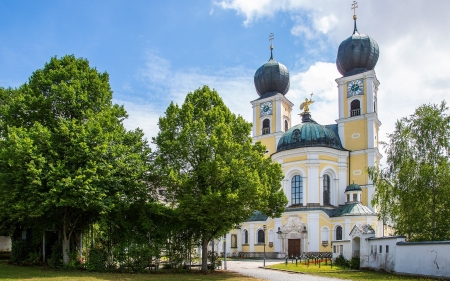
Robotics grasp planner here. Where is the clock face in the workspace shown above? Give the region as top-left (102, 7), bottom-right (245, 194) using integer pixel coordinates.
top-left (347, 79), bottom-right (364, 97)
top-left (260, 101), bottom-right (273, 116)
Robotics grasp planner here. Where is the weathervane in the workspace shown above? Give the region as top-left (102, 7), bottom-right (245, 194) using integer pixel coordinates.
top-left (351, 1), bottom-right (358, 20)
top-left (351, 1), bottom-right (359, 34)
top-left (300, 93), bottom-right (315, 114)
top-left (269, 33), bottom-right (274, 49)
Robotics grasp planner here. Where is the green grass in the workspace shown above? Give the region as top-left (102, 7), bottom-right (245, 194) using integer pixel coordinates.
top-left (0, 261), bottom-right (263, 281)
top-left (267, 262), bottom-right (443, 281)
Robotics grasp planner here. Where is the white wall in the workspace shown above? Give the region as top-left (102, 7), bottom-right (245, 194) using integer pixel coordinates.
top-left (0, 236), bottom-right (11, 251)
top-left (367, 236), bottom-right (405, 272)
top-left (395, 242), bottom-right (450, 278)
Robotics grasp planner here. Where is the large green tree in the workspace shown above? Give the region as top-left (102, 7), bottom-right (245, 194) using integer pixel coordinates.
top-left (153, 86), bottom-right (287, 272)
top-left (368, 101), bottom-right (450, 241)
top-left (0, 55), bottom-right (152, 264)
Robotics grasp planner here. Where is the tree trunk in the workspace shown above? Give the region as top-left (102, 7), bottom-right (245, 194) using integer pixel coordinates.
top-left (201, 238), bottom-right (208, 273)
top-left (62, 228), bottom-right (70, 265)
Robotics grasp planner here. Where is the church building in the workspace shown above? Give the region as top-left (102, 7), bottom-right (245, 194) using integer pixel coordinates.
top-left (225, 9), bottom-right (382, 258)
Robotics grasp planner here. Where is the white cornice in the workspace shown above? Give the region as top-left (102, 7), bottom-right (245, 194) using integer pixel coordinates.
top-left (336, 112), bottom-right (382, 127)
top-left (250, 93), bottom-right (294, 107)
top-left (272, 146), bottom-right (349, 162)
top-left (350, 148), bottom-right (383, 159)
top-left (335, 70), bottom-right (377, 84)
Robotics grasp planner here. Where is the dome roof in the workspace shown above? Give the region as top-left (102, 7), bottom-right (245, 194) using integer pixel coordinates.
top-left (276, 113), bottom-right (344, 152)
top-left (345, 183), bottom-right (362, 192)
top-left (254, 48), bottom-right (290, 97)
top-left (336, 21), bottom-right (379, 77)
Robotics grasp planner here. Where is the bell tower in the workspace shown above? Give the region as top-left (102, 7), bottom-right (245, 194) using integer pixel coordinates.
top-left (335, 2), bottom-right (382, 210)
top-left (250, 34), bottom-right (293, 155)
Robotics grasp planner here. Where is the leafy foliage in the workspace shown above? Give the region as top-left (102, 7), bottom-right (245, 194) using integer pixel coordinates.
top-left (153, 86), bottom-right (287, 272)
top-left (0, 55), bottom-right (152, 264)
top-left (368, 101), bottom-right (450, 241)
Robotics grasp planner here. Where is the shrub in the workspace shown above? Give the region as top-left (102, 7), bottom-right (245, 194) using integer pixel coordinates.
top-left (334, 254), bottom-right (349, 267)
top-left (48, 243), bottom-right (63, 268)
top-left (10, 240), bottom-right (30, 264)
top-left (349, 256), bottom-right (360, 269)
top-left (86, 248), bottom-right (107, 272)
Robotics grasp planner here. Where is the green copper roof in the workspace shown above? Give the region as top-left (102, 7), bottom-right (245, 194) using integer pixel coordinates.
top-left (276, 114), bottom-right (345, 152)
top-left (331, 203), bottom-right (376, 217)
top-left (345, 183), bottom-right (362, 192)
top-left (246, 211), bottom-right (268, 222)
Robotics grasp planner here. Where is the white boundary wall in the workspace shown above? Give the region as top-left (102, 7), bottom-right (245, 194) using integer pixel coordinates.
top-left (394, 241), bottom-right (450, 278)
top-left (0, 236), bottom-right (11, 251)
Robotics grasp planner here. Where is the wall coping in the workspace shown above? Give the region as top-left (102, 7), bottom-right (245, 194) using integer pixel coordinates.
top-left (397, 240), bottom-right (450, 246)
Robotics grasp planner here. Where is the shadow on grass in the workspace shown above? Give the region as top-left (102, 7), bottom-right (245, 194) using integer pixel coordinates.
top-left (0, 260), bottom-right (261, 281)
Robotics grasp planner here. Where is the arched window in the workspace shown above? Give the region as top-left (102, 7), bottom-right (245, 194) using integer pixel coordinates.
top-left (262, 119), bottom-right (270, 135)
top-left (291, 175), bottom-right (303, 205)
top-left (284, 120), bottom-right (288, 132)
top-left (350, 100), bottom-right (361, 117)
top-left (335, 226), bottom-right (343, 240)
top-left (323, 174), bottom-right (330, 205)
top-left (257, 229), bottom-right (265, 243)
top-left (321, 227), bottom-right (330, 243)
top-left (243, 229), bottom-right (248, 244)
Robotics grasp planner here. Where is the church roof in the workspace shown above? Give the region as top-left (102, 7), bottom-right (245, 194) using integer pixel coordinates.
top-left (336, 19), bottom-right (379, 77)
top-left (331, 203), bottom-right (376, 217)
top-left (276, 113), bottom-right (345, 152)
top-left (350, 224), bottom-right (375, 235)
top-left (254, 48), bottom-right (290, 97)
top-left (345, 183), bottom-right (362, 192)
top-left (246, 210), bottom-right (268, 222)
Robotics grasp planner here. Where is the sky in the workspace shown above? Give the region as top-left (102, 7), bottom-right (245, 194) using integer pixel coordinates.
top-left (1, 0), bottom-right (450, 155)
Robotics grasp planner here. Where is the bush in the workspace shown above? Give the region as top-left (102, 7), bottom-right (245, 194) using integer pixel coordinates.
top-left (334, 254), bottom-right (349, 267)
top-left (86, 248), bottom-right (107, 272)
top-left (10, 240), bottom-right (31, 264)
top-left (48, 243), bottom-right (63, 268)
top-left (349, 256), bottom-right (360, 269)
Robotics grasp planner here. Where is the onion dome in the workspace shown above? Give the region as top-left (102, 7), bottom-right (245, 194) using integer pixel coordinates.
top-left (276, 113), bottom-right (344, 152)
top-left (336, 15), bottom-right (379, 77)
top-left (254, 45), bottom-right (290, 98)
top-left (345, 183), bottom-right (362, 192)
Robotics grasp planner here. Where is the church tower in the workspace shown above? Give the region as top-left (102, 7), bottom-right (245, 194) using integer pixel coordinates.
top-left (250, 34), bottom-right (294, 155)
top-left (335, 5), bottom-right (382, 210)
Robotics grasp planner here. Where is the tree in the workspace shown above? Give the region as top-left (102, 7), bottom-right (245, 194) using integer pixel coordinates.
top-left (153, 86), bottom-right (287, 272)
top-left (368, 101), bottom-right (450, 241)
top-left (0, 55), bottom-right (152, 264)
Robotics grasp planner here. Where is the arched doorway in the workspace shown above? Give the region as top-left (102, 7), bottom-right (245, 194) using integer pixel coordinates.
top-left (352, 237), bottom-right (360, 258)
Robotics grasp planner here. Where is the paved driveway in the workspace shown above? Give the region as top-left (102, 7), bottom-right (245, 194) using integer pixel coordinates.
top-left (225, 259), bottom-right (341, 281)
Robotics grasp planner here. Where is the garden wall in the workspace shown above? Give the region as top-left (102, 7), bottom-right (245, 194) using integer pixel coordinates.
top-left (394, 241), bottom-right (450, 278)
top-left (0, 236), bottom-right (11, 251)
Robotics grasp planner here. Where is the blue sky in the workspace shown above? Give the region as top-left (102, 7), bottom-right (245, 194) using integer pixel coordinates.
top-left (2, 0), bottom-right (450, 152)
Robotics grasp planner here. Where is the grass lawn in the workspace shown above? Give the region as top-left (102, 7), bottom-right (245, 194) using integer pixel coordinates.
top-left (268, 262), bottom-right (443, 281)
top-left (0, 261), bottom-right (263, 281)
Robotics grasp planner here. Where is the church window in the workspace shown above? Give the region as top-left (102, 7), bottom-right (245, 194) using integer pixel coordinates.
top-left (243, 229), bottom-right (248, 244)
top-left (374, 96), bottom-right (377, 112)
top-left (335, 226), bottom-right (343, 240)
top-left (284, 120), bottom-right (288, 132)
top-left (257, 229), bottom-right (265, 244)
top-left (386, 245), bottom-right (389, 253)
top-left (350, 100), bottom-right (361, 117)
top-left (231, 234), bottom-right (237, 248)
top-left (323, 174), bottom-right (331, 205)
top-left (262, 119), bottom-right (270, 135)
top-left (321, 227), bottom-right (329, 243)
top-left (353, 193), bottom-right (358, 202)
top-left (347, 194), bottom-right (350, 202)
top-left (291, 175), bottom-right (303, 205)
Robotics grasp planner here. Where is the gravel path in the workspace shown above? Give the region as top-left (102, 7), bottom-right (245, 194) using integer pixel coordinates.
top-left (225, 259), bottom-right (342, 281)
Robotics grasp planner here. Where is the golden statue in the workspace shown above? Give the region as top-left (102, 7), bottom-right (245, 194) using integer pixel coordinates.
top-left (300, 93), bottom-right (314, 113)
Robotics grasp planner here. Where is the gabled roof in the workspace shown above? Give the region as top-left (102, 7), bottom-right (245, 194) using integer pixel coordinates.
top-left (350, 224), bottom-right (375, 236)
top-left (246, 211), bottom-right (268, 222)
top-left (331, 203), bottom-right (376, 217)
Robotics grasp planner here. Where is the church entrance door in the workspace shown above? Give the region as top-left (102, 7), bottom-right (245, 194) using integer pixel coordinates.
top-left (288, 239), bottom-right (301, 257)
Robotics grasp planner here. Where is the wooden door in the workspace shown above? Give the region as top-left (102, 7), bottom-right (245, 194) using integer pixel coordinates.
top-left (288, 239), bottom-right (301, 257)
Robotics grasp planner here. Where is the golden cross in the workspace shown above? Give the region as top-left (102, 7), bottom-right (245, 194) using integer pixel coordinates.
top-left (351, 1), bottom-right (358, 16)
top-left (269, 33), bottom-right (274, 46)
